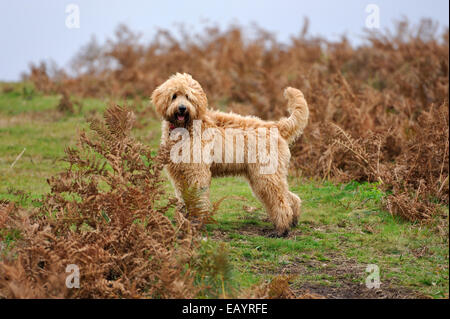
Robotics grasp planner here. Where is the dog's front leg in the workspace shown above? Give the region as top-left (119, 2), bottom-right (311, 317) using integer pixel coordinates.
top-left (168, 163), bottom-right (212, 218)
top-left (186, 164), bottom-right (212, 212)
top-left (166, 167), bottom-right (187, 213)
top-left (181, 164), bottom-right (212, 227)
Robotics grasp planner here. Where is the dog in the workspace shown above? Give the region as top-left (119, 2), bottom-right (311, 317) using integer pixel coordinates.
top-left (151, 73), bottom-right (309, 236)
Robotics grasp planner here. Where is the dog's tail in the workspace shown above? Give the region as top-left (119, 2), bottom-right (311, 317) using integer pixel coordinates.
top-left (276, 87), bottom-right (309, 143)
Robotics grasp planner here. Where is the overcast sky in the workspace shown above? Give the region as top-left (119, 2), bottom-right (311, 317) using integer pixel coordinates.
top-left (0, 0), bottom-right (448, 81)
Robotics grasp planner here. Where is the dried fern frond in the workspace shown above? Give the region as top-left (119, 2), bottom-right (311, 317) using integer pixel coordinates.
top-left (0, 104), bottom-right (202, 299)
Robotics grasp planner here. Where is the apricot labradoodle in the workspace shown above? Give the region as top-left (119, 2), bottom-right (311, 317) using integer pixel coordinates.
top-left (151, 73), bottom-right (309, 236)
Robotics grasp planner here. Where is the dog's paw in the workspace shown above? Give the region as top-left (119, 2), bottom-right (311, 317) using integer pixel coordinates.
top-left (290, 217), bottom-right (299, 228)
top-left (267, 229), bottom-right (289, 238)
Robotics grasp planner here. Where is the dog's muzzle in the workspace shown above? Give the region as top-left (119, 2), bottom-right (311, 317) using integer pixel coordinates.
top-left (170, 105), bottom-right (190, 128)
top-left (177, 105), bottom-right (187, 121)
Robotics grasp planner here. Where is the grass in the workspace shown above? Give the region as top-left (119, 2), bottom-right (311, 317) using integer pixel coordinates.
top-left (0, 82), bottom-right (448, 298)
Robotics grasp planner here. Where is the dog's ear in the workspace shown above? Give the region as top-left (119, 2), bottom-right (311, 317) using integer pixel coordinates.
top-left (151, 84), bottom-right (168, 117)
top-left (186, 75), bottom-right (208, 116)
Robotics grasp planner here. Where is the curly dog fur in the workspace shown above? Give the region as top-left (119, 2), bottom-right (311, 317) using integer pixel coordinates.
top-left (152, 73), bottom-right (309, 236)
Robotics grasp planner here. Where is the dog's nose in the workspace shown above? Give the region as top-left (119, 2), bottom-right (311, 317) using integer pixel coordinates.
top-left (178, 105), bottom-right (187, 113)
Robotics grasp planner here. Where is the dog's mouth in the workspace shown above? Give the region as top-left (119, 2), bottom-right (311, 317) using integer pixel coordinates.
top-left (170, 111), bottom-right (190, 128)
top-left (177, 113), bottom-right (187, 122)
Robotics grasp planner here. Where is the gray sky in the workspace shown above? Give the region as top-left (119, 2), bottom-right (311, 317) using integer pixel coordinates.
top-left (0, 0), bottom-right (448, 81)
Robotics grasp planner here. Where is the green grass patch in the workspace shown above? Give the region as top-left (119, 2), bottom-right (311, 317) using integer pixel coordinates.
top-left (0, 86), bottom-right (448, 298)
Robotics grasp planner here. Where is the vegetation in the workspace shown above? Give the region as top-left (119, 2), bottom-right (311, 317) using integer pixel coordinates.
top-left (0, 19), bottom-right (448, 298)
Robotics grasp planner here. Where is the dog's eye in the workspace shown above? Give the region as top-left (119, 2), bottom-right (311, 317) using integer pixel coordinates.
top-left (185, 94), bottom-right (189, 100)
top-left (172, 94), bottom-right (177, 100)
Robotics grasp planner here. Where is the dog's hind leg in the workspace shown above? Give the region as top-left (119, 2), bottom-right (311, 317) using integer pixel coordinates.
top-left (288, 191), bottom-right (302, 227)
top-left (247, 174), bottom-right (293, 237)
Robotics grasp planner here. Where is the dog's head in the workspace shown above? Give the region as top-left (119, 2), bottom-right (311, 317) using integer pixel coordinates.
top-left (151, 73), bottom-right (208, 128)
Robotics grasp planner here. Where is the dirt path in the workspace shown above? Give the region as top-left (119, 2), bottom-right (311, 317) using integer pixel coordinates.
top-left (210, 225), bottom-right (429, 299)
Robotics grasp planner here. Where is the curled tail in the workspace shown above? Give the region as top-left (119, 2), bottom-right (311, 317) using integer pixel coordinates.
top-left (276, 87), bottom-right (309, 143)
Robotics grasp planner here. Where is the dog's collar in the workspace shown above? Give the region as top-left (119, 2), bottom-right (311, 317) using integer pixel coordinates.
top-left (169, 122), bottom-right (189, 131)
